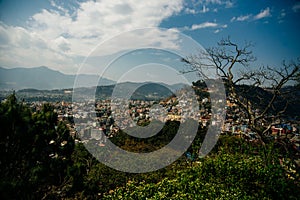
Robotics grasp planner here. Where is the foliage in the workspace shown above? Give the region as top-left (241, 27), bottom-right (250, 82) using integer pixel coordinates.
top-left (0, 93), bottom-right (299, 199)
top-left (110, 120), bottom-right (180, 152)
top-left (0, 93), bottom-right (75, 199)
top-left (103, 142), bottom-right (299, 199)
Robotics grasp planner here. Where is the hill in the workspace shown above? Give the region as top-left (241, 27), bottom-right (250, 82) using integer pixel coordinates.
top-left (0, 82), bottom-right (187, 102)
top-left (193, 80), bottom-right (300, 119)
top-left (0, 66), bottom-right (115, 90)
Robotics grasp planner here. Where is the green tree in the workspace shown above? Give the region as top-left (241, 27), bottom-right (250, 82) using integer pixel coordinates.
top-left (0, 93), bottom-right (75, 199)
top-left (103, 136), bottom-right (300, 200)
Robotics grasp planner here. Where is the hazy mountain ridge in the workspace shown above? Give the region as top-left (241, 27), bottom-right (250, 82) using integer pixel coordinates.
top-left (0, 66), bottom-right (188, 102)
top-left (95, 82), bottom-right (187, 100)
top-left (0, 66), bottom-right (115, 90)
top-left (3, 82), bottom-right (187, 102)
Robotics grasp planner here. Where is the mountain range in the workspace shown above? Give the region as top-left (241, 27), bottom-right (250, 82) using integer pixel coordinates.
top-left (0, 66), bottom-right (115, 90)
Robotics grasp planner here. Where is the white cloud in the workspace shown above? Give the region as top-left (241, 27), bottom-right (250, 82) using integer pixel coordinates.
top-left (0, 22), bottom-right (78, 72)
top-left (254, 7), bottom-right (271, 20)
top-left (231, 14), bottom-right (251, 22)
top-left (277, 9), bottom-right (286, 23)
top-left (236, 14), bottom-right (251, 21)
top-left (49, 0), bottom-right (69, 15)
top-left (184, 0), bottom-right (231, 15)
top-left (187, 22), bottom-right (227, 33)
top-left (201, 0), bottom-right (222, 4)
top-left (200, 0), bottom-right (233, 8)
top-left (185, 8), bottom-right (197, 14)
top-left (225, 1), bottom-right (233, 8)
top-left (184, 5), bottom-right (209, 14)
top-left (191, 22), bottom-right (218, 30)
top-left (280, 9), bottom-right (286, 18)
top-left (292, 2), bottom-right (300, 12)
top-left (231, 8), bottom-right (271, 23)
top-left (0, 0), bottom-right (185, 73)
top-left (200, 5), bottom-right (210, 13)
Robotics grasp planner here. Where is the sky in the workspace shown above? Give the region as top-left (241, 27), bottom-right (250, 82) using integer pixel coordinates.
top-left (0, 0), bottom-right (299, 84)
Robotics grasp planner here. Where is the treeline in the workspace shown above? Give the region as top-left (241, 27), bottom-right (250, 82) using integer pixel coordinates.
top-left (0, 94), bottom-right (299, 199)
top-left (0, 93), bottom-right (75, 199)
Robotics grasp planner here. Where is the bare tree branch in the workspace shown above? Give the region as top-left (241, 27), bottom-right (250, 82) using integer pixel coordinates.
top-left (182, 37), bottom-right (300, 148)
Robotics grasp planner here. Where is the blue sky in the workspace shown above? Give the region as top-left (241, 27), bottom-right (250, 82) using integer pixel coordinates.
top-left (0, 0), bottom-right (299, 84)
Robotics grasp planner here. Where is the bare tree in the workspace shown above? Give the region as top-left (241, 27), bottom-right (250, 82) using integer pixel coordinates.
top-left (182, 37), bottom-right (300, 145)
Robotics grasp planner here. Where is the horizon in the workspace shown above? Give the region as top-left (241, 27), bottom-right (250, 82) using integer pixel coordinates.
top-left (1, 65), bottom-right (298, 91)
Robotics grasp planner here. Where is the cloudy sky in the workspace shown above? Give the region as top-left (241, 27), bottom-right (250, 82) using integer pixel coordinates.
top-left (0, 0), bottom-right (299, 83)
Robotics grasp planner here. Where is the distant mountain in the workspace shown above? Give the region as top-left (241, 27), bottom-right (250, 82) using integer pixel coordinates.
top-left (95, 82), bottom-right (187, 100)
top-left (0, 81), bottom-right (188, 102)
top-left (0, 66), bottom-right (115, 90)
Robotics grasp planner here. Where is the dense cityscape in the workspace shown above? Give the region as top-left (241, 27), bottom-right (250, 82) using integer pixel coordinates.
top-left (6, 82), bottom-right (299, 162)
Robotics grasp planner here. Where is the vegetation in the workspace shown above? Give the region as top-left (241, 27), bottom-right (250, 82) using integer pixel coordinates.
top-left (0, 93), bottom-right (299, 199)
top-left (182, 37), bottom-right (300, 139)
top-left (104, 153), bottom-right (298, 199)
top-left (183, 37), bottom-right (300, 178)
top-left (0, 93), bottom-right (74, 199)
